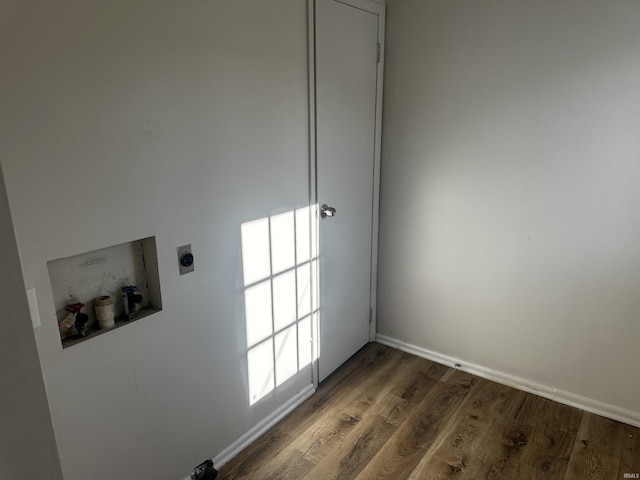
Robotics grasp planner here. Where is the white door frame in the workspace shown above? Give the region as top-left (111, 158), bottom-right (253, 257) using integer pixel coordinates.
top-left (307, 0), bottom-right (385, 389)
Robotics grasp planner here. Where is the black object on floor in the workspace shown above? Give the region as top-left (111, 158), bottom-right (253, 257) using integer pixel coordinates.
top-left (192, 459), bottom-right (218, 480)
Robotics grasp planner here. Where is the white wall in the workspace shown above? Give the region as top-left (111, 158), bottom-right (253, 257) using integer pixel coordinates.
top-left (0, 165), bottom-right (63, 480)
top-left (0, 1), bottom-right (311, 479)
top-left (379, 0), bottom-right (640, 420)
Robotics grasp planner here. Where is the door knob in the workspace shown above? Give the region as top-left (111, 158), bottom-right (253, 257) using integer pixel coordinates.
top-left (320, 204), bottom-right (337, 218)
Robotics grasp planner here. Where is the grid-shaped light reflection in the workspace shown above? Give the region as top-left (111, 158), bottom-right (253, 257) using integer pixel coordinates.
top-left (244, 281), bottom-right (272, 348)
top-left (271, 211), bottom-right (296, 274)
top-left (273, 270), bottom-right (296, 332)
top-left (241, 206), bottom-right (317, 405)
top-left (241, 218), bottom-right (271, 286)
top-left (247, 339), bottom-right (275, 404)
top-left (275, 324), bottom-right (298, 387)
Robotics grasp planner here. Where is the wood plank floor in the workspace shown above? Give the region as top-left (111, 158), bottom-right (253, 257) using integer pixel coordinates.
top-left (220, 343), bottom-right (640, 480)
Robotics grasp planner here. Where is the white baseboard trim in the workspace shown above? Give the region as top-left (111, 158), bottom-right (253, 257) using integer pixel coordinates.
top-left (376, 334), bottom-right (640, 429)
top-left (211, 384), bottom-right (316, 469)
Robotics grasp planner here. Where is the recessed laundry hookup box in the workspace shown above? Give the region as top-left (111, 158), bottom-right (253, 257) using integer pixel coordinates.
top-left (47, 236), bottom-right (162, 348)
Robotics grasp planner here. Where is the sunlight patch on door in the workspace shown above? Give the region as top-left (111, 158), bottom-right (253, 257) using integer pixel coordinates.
top-left (241, 206), bottom-right (318, 405)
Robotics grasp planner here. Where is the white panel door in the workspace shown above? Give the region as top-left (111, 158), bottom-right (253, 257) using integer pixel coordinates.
top-left (315, 0), bottom-right (382, 381)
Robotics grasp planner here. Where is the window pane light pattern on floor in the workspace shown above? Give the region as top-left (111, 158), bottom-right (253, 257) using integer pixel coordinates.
top-left (241, 206), bottom-right (317, 405)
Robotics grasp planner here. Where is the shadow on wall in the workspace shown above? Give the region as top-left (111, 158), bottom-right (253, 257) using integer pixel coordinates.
top-left (240, 206), bottom-right (318, 406)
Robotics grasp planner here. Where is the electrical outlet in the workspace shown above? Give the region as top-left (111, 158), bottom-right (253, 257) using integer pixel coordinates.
top-left (177, 244), bottom-right (195, 275)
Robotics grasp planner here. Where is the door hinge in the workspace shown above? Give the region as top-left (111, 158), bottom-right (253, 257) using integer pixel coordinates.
top-left (376, 43), bottom-right (382, 63)
top-left (369, 308), bottom-right (373, 324)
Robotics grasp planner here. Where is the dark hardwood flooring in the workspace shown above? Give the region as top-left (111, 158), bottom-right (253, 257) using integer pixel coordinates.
top-left (220, 343), bottom-right (640, 480)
